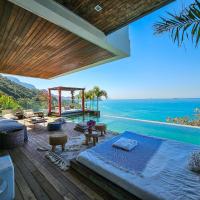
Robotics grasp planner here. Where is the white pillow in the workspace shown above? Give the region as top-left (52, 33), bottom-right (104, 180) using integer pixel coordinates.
top-left (188, 151), bottom-right (200, 172)
top-left (112, 137), bottom-right (138, 151)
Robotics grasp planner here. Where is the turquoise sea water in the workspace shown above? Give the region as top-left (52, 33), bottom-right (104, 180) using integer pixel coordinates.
top-left (67, 99), bottom-right (200, 145)
top-left (100, 99), bottom-right (200, 122)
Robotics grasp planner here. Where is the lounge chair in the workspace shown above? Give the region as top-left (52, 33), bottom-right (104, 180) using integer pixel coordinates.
top-left (1, 110), bottom-right (18, 120)
top-left (23, 109), bottom-right (35, 118)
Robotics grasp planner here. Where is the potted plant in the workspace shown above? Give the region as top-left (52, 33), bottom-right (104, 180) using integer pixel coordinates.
top-left (87, 120), bottom-right (96, 134)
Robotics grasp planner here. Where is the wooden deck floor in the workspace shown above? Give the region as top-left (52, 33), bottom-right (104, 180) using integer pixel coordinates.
top-left (8, 124), bottom-right (114, 200)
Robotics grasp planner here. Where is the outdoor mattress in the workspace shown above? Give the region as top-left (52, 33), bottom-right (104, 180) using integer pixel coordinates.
top-left (77, 131), bottom-right (200, 200)
top-left (0, 118), bottom-right (24, 133)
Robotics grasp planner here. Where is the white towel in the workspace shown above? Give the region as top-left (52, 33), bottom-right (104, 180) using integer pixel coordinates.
top-left (112, 137), bottom-right (138, 151)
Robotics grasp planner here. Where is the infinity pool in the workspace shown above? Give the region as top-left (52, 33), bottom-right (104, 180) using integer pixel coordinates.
top-left (66, 114), bottom-right (200, 145)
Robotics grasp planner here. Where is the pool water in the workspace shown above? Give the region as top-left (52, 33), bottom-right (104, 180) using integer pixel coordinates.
top-left (66, 114), bottom-right (200, 145)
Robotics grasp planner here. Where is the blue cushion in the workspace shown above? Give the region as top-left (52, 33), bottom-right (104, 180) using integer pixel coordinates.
top-left (0, 119), bottom-right (24, 133)
top-left (47, 122), bottom-right (62, 131)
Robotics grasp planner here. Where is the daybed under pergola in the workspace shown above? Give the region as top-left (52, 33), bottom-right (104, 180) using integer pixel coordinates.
top-left (48, 86), bottom-right (85, 117)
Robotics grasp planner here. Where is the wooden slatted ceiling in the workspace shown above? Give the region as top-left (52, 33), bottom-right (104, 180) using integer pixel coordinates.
top-left (54, 0), bottom-right (172, 34)
top-left (0, 0), bottom-right (114, 79)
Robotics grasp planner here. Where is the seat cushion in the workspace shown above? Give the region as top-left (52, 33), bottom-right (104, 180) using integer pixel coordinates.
top-left (0, 119), bottom-right (24, 133)
top-left (49, 134), bottom-right (67, 145)
top-left (47, 122), bottom-right (62, 131)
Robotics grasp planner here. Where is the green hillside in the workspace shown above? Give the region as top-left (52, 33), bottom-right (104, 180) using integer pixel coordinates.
top-left (0, 75), bottom-right (38, 99)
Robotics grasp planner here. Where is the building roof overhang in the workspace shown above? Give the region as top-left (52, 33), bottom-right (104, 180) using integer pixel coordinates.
top-left (0, 0), bottom-right (174, 79)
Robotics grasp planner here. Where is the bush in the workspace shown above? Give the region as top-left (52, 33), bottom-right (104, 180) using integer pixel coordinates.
top-left (0, 93), bottom-right (20, 111)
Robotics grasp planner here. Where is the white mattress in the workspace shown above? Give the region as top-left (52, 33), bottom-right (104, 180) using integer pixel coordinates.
top-left (77, 134), bottom-right (200, 200)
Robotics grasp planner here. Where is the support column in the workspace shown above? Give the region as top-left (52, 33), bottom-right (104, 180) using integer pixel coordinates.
top-left (82, 89), bottom-right (85, 113)
top-left (48, 89), bottom-right (52, 116)
top-left (58, 88), bottom-right (62, 117)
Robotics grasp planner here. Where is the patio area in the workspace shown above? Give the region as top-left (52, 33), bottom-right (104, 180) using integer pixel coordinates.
top-left (0, 0), bottom-right (178, 199)
top-left (6, 120), bottom-right (117, 200)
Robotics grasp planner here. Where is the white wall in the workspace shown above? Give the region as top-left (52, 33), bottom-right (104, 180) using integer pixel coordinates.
top-left (106, 26), bottom-right (130, 56)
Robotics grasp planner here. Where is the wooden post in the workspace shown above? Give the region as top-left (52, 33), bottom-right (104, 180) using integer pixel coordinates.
top-left (48, 89), bottom-right (52, 116)
top-left (82, 89), bottom-right (85, 113)
top-left (58, 88), bottom-right (62, 117)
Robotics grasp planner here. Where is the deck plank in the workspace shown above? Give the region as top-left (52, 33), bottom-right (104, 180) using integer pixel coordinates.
top-left (8, 122), bottom-right (118, 200)
top-left (10, 150), bottom-right (50, 200)
top-left (15, 147), bottom-right (65, 200)
top-left (32, 170), bottom-right (65, 200)
top-left (18, 132), bottom-right (93, 200)
top-left (14, 163), bottom-right (37, 200)
top-left (18, 147), bottom-right (73, 199)
top-left (25, 135), bottom-right (107, 200)
top-left (15, 181), bottom-right (24, 200)
top-left (22, 139), bottom-right (89, 200)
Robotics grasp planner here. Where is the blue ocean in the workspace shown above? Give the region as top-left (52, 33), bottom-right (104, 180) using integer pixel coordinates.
top-left (100, 99), bottom-right (200, 122)
top-left (68, 99), bottom-right (200, 145)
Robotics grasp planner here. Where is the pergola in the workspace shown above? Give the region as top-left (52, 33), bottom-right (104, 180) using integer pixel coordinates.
top-left (48, 86), bottom-right (85, 117)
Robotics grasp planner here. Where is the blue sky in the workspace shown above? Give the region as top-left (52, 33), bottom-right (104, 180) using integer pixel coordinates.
top-left (2, 0), bottom-right (200, 99)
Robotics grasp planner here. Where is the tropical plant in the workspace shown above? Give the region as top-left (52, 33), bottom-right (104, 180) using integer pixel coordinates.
top-left (92, 86), bottom-right (107, 111)
top-left (0, 93), bottom-right (20, 111)
top-left (154, 0), bottom-right (200, 47)
top-left (87, 90), bottom-right (95, 109)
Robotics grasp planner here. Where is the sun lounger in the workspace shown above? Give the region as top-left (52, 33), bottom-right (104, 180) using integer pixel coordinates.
top-left (76, 131), bottom-right (200, 200)
top-left (1, 110), bottom-right (18, 120)
top-left (23, 109), bottom-right (35, 118)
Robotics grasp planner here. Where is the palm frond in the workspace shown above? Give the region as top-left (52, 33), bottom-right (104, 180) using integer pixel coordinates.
top-left (154, 0), bottom-right (200, 47)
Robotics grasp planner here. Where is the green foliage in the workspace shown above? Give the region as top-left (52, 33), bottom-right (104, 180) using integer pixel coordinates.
top-left (17, 90), bottom-right (49, 111)
top-left (92, 86), bottom-right (108, 99)
top-left (154, 0), bottom-right (200, 47)
top-left (0, 93), bottom-right (20, 110)
top-left (0, 75), bottom-right (38, 99)
top-left (0, 74), bottom-right (108, 113)
top-left (0, 75), bottom-right (48, 112)
top-left (167, 107), bottom-right (200, 127)
top-left (90, 86), bottom-right (108, 111)
top-left (76, 87), bottom-right (108, 111)
top-left (17, 98), bottom-right (33, 109)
